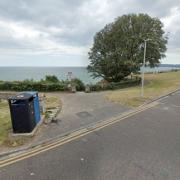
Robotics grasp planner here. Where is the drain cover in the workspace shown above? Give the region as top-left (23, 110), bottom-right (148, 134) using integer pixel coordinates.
top-left (76, 111), bottom-right (92, 118)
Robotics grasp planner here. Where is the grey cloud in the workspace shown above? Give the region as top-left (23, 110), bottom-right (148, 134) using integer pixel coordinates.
top-left (0, 0), bottom-right (84, 26)
top-left (0, 0), bottom-right (95, 46)
top-left (134, 0), bottom-right (180, 17)
top-left (0, 0), bottom-right (179, 54)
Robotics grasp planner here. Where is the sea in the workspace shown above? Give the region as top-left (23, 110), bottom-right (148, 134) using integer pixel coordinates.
top-left (0, 65), bottom-right (179, 84)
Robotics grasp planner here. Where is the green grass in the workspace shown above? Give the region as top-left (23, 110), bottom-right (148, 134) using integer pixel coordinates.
top-left (44, 94), bottom-right (62, 119)
top-left (0, 100), bottom-right (11, 145)
top-left (45, 95), bottom-right (61, 109)
top-left (0, 100), bottom-right (32, 147)
top-left (106, 71), bottom-right (180, 107)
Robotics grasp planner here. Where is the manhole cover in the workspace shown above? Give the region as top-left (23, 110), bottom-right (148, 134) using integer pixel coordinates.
top-left (76, 111), bottom-right (92, 118)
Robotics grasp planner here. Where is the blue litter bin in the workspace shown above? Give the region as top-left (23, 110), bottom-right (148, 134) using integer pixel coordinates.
top-left (8, 93), bottom-right (36, 133)
top-left (25, 91), bottom-right (41, 124)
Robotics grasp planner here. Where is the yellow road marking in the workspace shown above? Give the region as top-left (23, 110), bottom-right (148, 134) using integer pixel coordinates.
top-left (0, 101), bottom-right (158, 168)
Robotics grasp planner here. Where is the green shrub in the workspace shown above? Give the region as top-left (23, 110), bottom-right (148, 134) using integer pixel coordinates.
top-left (0, 81), bottom-right (69, 92)
top-left (89, 77), bottom-right (141, 91)
top-left (71, 78), bottom-right (85, 91)
top-left (88, 84), bottom-right (102, 91)
top-left (0, 76), bottom-right (140, 92)
top-left (44, 75), bottom-right (60, 83)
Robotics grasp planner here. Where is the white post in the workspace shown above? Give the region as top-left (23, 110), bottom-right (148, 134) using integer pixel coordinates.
top-left (141, 40), bottom-right (147, 97)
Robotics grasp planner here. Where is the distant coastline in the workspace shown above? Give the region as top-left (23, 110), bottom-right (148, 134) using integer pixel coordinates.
top-left (159, 64), bottom-right (180, 67)
top-left (0, 64), bottom-right (180, 68)
top-left (0, 64), bottom-right (179, 84)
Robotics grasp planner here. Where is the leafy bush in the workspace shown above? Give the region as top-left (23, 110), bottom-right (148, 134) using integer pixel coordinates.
top-left (89, 77), bottom-right (141, 91)
top-left (44, 75), bottom-right (60, 83)
top-left (71, 78), bottom-right (85, 91)
top-left (0, 81), bottom-right (68, 92)
top-left (0, 76), bottom-right (140, 92)
top-left (88, 84), bottom-right (102, 91)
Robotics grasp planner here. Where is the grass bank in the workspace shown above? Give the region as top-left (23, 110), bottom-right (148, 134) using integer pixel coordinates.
top-left (0, 94), bottom-right (61, 147)
top-left (0, 100), bottom-right (11, 145)
top-left (106, 71), bottom-right (180, 107)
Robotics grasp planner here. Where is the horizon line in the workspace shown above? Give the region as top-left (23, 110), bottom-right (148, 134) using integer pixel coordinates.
top-left (0, 63), bottom-right (180, 67)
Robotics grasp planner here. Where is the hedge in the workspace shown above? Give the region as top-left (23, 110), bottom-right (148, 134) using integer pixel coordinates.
top-left (0, 81), bottom-right (68, 92)
top-left (0, 77), bottom-right (141, 92)
top-left (89, 77), bottom-right (141, 91)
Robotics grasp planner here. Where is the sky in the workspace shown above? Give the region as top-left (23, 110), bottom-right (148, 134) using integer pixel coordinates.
top-left (0, 0), bottom-right (180, 67)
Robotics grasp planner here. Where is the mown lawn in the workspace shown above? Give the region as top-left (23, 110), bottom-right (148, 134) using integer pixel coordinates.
top-left (106, 71), bottom-right (180, 107)
top-left (0, 100), bottom-right (11, 145)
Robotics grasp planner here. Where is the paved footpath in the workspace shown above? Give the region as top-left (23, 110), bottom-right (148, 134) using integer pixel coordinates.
top-left (32, 92), bottom-right (130, 144)
top-left (1, 91), bottom-right (180, 180)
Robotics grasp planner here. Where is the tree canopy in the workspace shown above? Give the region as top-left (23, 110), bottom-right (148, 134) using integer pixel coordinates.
top-left (87, 13), bottom-right (168, 82)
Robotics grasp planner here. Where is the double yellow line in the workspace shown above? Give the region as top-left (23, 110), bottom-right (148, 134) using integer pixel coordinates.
top-left (0, 101), bottom-right (158, 168)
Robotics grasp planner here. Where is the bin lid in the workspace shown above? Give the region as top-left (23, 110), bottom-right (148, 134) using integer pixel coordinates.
top-left (22, 91), bottom-right (38, 95)
top-left (9, 93), bottom-right (33, 100)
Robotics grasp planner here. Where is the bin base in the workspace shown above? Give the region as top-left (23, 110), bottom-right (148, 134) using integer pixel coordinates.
top-left (11, 115), bottom-right (45, 137)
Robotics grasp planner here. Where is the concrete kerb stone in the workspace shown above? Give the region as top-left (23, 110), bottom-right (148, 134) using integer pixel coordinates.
top-left (10, 115), bottom-right (45, 138)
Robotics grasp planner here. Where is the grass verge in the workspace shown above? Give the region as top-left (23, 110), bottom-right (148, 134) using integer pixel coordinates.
top-left (45, 94), bottom-right (61, 109)
top-left (106, 71), bottom-right (180, 107)
top-left (0, 100), bottom-right (11, 145)
top-left (44, 94), bottom-right (62, 119)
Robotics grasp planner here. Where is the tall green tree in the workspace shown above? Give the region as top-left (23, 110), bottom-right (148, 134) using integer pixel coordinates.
top-left (88, 14), bottom-right (168, 82)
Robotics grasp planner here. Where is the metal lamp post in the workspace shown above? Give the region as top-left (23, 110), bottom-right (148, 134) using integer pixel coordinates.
top-left (141, 39), bottom-right (151, 97)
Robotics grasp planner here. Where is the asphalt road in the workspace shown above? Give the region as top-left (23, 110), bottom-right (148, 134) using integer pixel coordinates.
top-left (1, 91), bottom-right (180, 180)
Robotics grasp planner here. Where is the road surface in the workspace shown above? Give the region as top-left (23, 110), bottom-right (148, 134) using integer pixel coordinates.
top-left (0, 91), bottom-right (180, 180)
